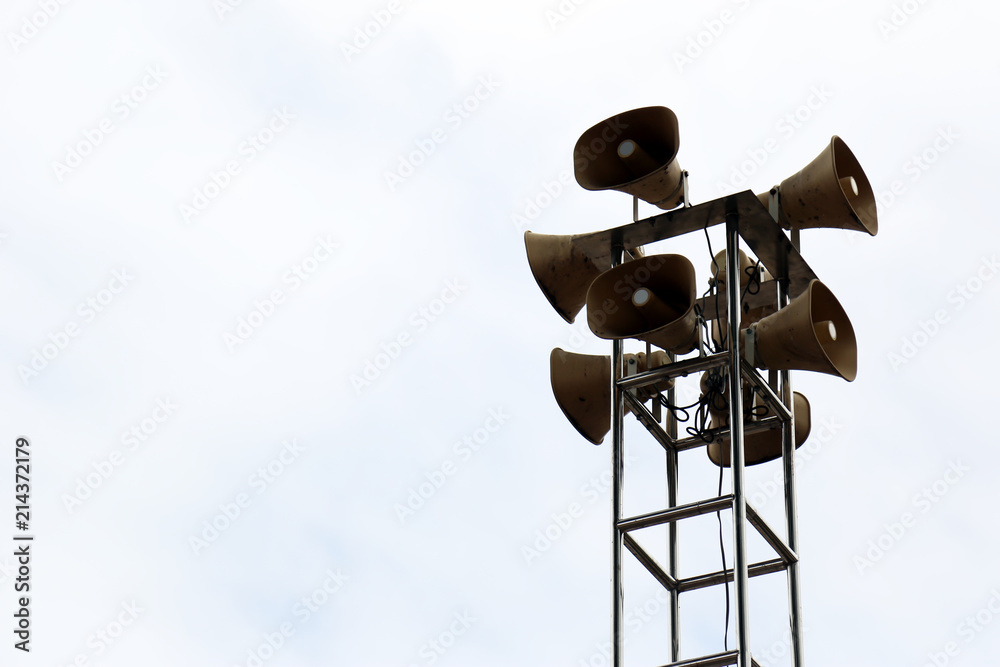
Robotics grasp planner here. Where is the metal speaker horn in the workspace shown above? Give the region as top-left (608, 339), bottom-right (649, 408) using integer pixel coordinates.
top-left (550, 348), bottom-right (672, 445)
top-left (747, 279), bottom-right (858, 381)
top-left (550, 348), bottom-right (611, 445)
top-left (708, 249), bottom-right (754, 288)
top-left (586, 254), bottom-right (698, 354)
top-left (758, 136), bottom-right (878, 235)
top-left (524, 232), bottom-right (609, 324)
top-left (573, 106), bottom-right (684, 210)
top-left (707, 392), bottom-right (811, 467)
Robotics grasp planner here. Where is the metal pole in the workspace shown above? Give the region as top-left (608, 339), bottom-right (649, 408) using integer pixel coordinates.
top-left (781, 240), bottom-right (804, 667)
top-left (666, 353), bottom-right (681, 663)
top-left (725, 213), bottom-right (752, 667)
top-left (611, 241), bottom-right (626, 667)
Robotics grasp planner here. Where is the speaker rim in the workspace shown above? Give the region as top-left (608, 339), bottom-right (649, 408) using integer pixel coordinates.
top-left (830, 135), bottom-right (878, 236)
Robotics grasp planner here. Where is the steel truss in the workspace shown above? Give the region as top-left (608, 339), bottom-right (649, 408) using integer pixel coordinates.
top-left (581, 190), bottom-right (811, 667)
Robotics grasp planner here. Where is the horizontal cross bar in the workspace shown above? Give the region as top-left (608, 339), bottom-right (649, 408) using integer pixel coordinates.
top-left (677, 558), bottom-right (787, 593)
top-left (619, 495), bottom-right (733, 532)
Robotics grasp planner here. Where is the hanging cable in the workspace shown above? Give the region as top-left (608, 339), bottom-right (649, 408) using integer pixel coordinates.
top-left (702, 224), bottom-right (726, 353)
top-left (685, 367), bottom-right (727, 443)
top-left (718, 464), bottom-right (730, 651)
top-left (656, 394), bottom-right (700, 425)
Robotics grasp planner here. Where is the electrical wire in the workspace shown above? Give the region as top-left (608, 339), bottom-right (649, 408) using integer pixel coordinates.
top-left (700, 221), bottom-right (767, 355)
top-left (718, 464), bottom-right (730, 651)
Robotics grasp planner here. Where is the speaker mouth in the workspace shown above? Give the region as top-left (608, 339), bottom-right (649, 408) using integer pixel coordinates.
top-left (585, 254), bottom-right (698, 354)
top-left (750, 280), bottom-right (858, 381)
top-left (807, 280), bottom-right (858, 381)
top-left (830, 136), bottom-right (878, 236)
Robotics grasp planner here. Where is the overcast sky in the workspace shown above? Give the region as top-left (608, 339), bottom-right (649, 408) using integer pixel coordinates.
top-left (2, 1), bottom-right (998, 666)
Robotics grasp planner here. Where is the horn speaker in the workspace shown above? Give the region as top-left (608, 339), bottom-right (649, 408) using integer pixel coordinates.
top-left (706, 392), bottom-right (811, 467)
top-left (709, 249), bottom-right (754, 288)
top-left (550, 348), bottom-right (672, 445)
top-left (758, 136), bottom-right (878, 235)
top-left (573, 106), bottom-right (684, 210)
top-left (586, 254), bottom-right (698, 354)
top-left (747, 279), bottom-right (857, 381)
top-left (524, 232), bottom-right (603, 324)
top-left (524, 232), bottom-right (644, 324)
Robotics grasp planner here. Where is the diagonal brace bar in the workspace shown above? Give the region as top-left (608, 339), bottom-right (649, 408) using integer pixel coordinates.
top-left (745, 504), bottom-right (798, 565)
top-left (623, 533), bottom-right (679, 592)
top-left (621, 390), bottom-right (676, 452)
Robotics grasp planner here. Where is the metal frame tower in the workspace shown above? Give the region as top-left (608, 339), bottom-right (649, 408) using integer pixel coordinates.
top-left (567, 189), bottom-right (814, 667)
